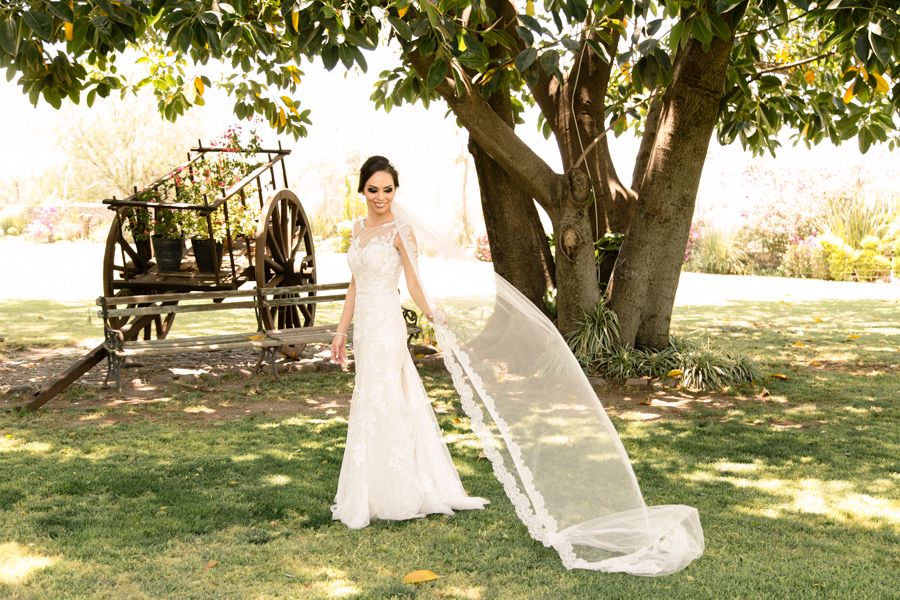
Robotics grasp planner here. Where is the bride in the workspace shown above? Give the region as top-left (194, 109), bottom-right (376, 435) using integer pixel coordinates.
top-left (330, 156), bottom-right (704, 577)
top-left (330, 155), bottom-right (489, 529)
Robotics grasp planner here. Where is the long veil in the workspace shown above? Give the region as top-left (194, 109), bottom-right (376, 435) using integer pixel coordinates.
top-left (391, 202), bottom-right (704, 577)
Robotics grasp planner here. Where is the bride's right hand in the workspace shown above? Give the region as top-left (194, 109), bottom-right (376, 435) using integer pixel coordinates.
top-left (331, 334), bottom-right (347, 365)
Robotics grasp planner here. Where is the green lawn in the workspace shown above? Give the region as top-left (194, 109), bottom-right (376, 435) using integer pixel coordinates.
top-left (0, 297), bottom-right (897, 598)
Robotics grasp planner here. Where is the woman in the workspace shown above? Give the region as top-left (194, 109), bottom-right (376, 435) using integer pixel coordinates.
top-left (330, 156), bottom-right (704, 577)
top-left (330, 155), bottom-right (488, 529)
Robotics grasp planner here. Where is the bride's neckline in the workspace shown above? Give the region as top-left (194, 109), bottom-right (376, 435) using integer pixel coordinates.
top-left (363, 217), bottom-right (395, 229)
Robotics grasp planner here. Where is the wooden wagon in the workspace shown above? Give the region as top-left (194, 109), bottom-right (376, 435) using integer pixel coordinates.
top-left (101, 139), bottom-right (317, 340)
top-left (22, 138), bottom-right (327, 408)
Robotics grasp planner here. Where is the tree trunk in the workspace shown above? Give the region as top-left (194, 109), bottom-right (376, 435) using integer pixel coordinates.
top-left (469, 138), bottom-right (555, 310)
top-left (609, 8), bottom-right (747, 349)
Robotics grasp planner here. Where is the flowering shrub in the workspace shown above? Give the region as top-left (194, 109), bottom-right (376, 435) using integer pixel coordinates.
top-left (474, 232), bottom-right (492, 262)
top-left (24, 205), bottom-right (60, 242)
top-left (779, 236), bottom-right (829, 279)
top-left (736, 205), bottom-right (820, 272)
top-left (122, 125), bottom-right (264, 243)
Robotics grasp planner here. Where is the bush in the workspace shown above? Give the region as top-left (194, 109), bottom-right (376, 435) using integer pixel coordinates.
top-left (818, 233), bottom-right (858, 281)
top-left (336, 220), bottom-right (354, 253)
top-left (684, 228), bottom-right (752, 275)
top-left (817, 194), bottom-right (895, 249)
top-left (564, 300), bottom-right (619, 368)
top-left (565, 300), bottom-right (758, 391)
top-left (819, 233), bottom-right (893, 281)
top-left (855, 236), bottom-right (892, 281)
top-left (0, 205), bottom-right (29, 237)
top-left (736, 203), bottom-right (820, 273)
top-left (779, 236), bottom-right (830, 279)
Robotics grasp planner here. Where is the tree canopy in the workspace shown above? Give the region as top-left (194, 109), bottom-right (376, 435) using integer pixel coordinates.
top-left (3, 2), bottom-right (897, 151)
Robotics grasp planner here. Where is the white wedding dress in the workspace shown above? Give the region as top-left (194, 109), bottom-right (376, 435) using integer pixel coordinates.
top-left (330, 218), bottom-right (489, 529)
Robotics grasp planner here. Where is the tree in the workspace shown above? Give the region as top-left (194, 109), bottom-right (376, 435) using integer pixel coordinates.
top-left (3, 1), bottom-right (898, 347)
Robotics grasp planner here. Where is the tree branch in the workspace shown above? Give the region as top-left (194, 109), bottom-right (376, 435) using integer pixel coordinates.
top-left (405, 49), bottom-right (561, 212)
top-left (736, 10), bottom-right (813, 39)
top-left (751, 50), bottom-right (837, 79)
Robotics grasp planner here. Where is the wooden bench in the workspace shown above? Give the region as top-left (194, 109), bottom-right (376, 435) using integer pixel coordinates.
top-left (97, 289), bottom-right (280, 390)
top-left (96, 282), bottom-right (421, 390)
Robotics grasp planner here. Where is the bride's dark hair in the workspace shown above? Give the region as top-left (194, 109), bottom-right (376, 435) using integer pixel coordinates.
top-left (358, 155), bottom-right (400, 193)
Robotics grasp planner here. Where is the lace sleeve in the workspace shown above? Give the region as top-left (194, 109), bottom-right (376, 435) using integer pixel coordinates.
top-left (395, 222), bottom-right (418, 263)
top-left (351, 218), bottom-right (364, 241)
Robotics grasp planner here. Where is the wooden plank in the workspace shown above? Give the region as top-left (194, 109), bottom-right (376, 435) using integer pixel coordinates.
top-left (125, 332), bottom-right (267, 348)
top-left (261, 294), bottom-right (347, 308)
top-left (259, 282), bottom-right (350, 295)
top-left (23, 344), bottom-right (107, 410)
top-left (266, 324), bottom-right (352, 336)
top-left (119, 340), bottom-right (276, 356)
top-left (105, 300), bottom-right (258, 318)
top-left (102, 289), bottom-right (256, 305)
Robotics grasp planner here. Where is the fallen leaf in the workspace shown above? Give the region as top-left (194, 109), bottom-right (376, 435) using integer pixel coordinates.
top-left (808, 360), bottom-right (822, 367)
top-left (667, 369), bottom-right (684, 377)
top-left (4, 434), bottom-right (12, 439)
top-left (758, 387), bottom-right (770, 398)
top-left (247, 333), bottom-right (266, 341)
top-left (403, 570), bottom-right (441, 584)
top-left (771, 373), bottom-right (789, 380)
top-left (847, 334), bottom-right (860, 340)
top-left (792, 341), bottom-right (806, 348)
top-left (205, 560), bottom-right (218, 569)
top-left (451, 417), bottom-right (462, 424)
top-left (813, 316), bottom-right (824, 323)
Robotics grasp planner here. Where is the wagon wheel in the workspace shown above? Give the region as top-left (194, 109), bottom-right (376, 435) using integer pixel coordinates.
top-left (103, 209), bottom-right (177, 340)
top-left (255, 189), bottom-right (317, 359)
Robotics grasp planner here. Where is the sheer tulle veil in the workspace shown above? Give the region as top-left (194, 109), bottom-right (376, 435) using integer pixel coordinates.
top-left (390, 201), bottom-right (704, 576)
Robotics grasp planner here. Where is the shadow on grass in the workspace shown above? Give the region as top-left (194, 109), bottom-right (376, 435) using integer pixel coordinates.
top-left (673, 299), bottom-right (900, 368)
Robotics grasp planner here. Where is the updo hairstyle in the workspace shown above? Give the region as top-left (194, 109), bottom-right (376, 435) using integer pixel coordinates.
top-left (357, 155), bottom-right (400, 193)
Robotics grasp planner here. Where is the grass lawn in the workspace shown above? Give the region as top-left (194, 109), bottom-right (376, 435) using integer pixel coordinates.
top-left (0, 295), bottom-right (897, 599)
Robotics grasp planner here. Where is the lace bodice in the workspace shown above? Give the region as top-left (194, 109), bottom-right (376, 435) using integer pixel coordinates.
top-left (346, 219), bottom-right (404, 295)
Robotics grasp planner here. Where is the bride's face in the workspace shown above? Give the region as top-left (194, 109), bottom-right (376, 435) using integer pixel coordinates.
top-left (363, 171), bottom-right (396, 218)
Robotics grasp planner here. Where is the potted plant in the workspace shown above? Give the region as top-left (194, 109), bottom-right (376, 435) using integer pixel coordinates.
top-left (151, 206), bottom-right (185, 272)
top-left (183, 206), bottom-right (228, 273)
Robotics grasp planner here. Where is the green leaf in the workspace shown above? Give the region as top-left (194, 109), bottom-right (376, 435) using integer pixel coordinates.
top-left (426, 58), bottom-right (447, 88)
top-left (387, 16), bottom-right (413, 42)
top-left (0, 17), bottom-right (20, 56)
top-left (47, 2), bottom-right (74, 22)
top-left (586, 39), bottom-right (610, 63)
top-left (23, 11), bottom-right (53, 41)
top-left (691, 17), bottom-right (713, 47)
top-left (515, 47), bottom-right (537, 73)
top-left (854, 32), bottom-right (870, 62)
top-left (867, 29), bottom-right (892, 64)
top-left (540, 50), bottom-right (560, 74)
top-left (322, 45), bottom-right (338, 70)
top-left (708, 13), bottom-right (731, 41)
